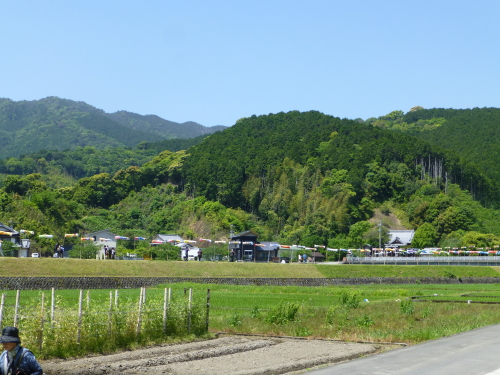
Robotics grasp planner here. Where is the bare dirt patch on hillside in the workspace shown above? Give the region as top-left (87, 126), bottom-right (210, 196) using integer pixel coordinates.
top-left (40, 335), bottom-right (392, 375)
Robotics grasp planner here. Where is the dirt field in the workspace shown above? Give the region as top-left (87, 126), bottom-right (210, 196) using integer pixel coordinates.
top-left (40, 335), bottom-right (392, 374)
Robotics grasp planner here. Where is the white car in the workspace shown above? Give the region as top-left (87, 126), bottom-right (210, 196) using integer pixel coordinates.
top-left (31, 253), bottom-right (39, 258)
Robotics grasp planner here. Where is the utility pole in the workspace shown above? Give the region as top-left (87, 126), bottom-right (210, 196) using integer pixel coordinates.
top-left (378, 220), bottom-right (382, 254)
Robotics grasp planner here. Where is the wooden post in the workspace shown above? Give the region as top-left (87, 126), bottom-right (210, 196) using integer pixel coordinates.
top-left (163, 288), bottom-right (168, 334)
top-left (51, 288), bottom-right (55, 325)
top-left (14, 290), bottom-right (20, 327)
top-left (77, 290), bottom-right (83, 345)
top-left (108, 291), bottom-right (113, 336)
top-left (39, 293), bottom-right (45, 352)
top-left (0, 294), bottom-right (5, 330)
top-left (115, 289), bottom-right (119, 308)
top-left (163, 288), bottom-right (172, 334)
top-left (205, 289), bottom-right (211, 332)
top-left (86, 290), bottom-right (90, 310)
top-left (188, 288), bottom-right (193, 333)
top-left (136, 287), bottom-right (143, 336)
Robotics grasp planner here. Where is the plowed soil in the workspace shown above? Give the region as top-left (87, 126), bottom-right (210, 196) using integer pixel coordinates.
top-left (40, 335), bottom-right (389, 375)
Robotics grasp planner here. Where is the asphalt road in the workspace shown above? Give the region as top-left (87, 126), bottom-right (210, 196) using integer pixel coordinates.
top-left (305, 323), bottom-right (500, 375)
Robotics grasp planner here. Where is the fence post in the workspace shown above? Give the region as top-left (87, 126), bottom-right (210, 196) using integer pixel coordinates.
top-left (86, 290), bottom-right (90, 310)
top-left (115, 289), bottom-right (119, 308)
top-left (163, 288), bottom-right (171, 334)
top-left (51, 288), bottom-right (55, 325)
top-left (14, 290), bottom-right (20, 327)
top-left (188, 288), bottom-right (192, 333)
top-left (205, 289), bottom-right (210, 332)
top-left (136, 287), bottom-right (143, 337)
top-left (0, 294), bottom-right (5, 330)
top-left (77, 290), bottom-right (83, 345)
top-left (39, 293), bottom-right (45, 353)
top-left (108, 291), bottom-right (113, 336)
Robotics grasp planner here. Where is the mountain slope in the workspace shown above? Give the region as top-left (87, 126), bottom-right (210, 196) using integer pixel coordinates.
top-left (0, 97), bottom-right (224, 158)
top-left (184, 110), bottom-right (495, 209)
top-left (403, 108), bottom-right (500, 182)
top-left (106, 111), bottom-right (226, 139)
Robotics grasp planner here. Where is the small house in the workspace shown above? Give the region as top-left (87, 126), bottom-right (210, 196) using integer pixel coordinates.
top-left (0, 223), bottom-right (30, 257)
top-left (87, 229), bottom-right (118, 259)
top-left (228, 230), bottom-right (259, 261)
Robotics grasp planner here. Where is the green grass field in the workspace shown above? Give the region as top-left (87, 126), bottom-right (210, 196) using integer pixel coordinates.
top-left (2, 259), bottom-right (500, 352)
top-left (1, 258), bottom-right (499, 278)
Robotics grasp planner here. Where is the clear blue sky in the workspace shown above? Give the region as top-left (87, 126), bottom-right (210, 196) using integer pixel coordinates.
top-left (1, 1), bottom-right (499, 126)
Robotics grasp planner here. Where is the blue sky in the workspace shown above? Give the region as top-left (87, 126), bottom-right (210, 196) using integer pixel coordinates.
top-left (1, 1), bottom-right (499, 126)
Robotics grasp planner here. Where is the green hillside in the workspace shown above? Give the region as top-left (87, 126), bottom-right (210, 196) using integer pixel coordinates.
top-left (2, 109), bottom-right (500, 257)
top-left (366, 107), bottom-right (500, 183)
top-left (107, 110), bottom-right (226, 139)
top-left (0, 97), bottom-right (223, 159)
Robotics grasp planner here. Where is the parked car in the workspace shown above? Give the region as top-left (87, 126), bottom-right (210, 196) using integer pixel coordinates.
top-left (31, 253), bottom-right (39, 258)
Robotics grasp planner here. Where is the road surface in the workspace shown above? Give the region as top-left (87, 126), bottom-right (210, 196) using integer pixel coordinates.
top-left (305, 323), bottom-right (500, 375)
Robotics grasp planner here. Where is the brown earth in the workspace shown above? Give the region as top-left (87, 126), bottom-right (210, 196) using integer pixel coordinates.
top-left (40, 335), bottom-right (394, 375)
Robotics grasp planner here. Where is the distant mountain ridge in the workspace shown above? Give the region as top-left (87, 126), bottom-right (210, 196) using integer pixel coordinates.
top-left (106, 111), bottom-right (226, 139)
top-left (0, 97), bottom-right (225, 158)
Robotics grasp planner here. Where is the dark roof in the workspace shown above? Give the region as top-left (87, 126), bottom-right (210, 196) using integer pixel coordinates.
top-left (0, 222), bottom-right (19, 236)
top-left (310, 251), bottom-right (325, 258)
top-left (231, 230), bottom-right (258, 240)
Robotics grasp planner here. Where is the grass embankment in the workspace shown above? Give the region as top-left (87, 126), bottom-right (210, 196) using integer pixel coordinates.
top-left (1, 258), bottom-right (499, 278)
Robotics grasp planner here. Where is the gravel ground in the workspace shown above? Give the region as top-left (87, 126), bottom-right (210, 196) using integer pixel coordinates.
top-left (40, 335), bottom-right (391, 375)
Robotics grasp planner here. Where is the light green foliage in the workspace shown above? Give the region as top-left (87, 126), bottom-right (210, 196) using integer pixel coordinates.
top-left (412, 223), bottom-right (437, 248)
top-left (69, 242), bottom-right (100, 259)
top-left (340, 291), bottom-right (360, 309)
top-left (400, 299), bottom-right (415, 315)
top-left (356, 314), bottom-right (374, 327)
top-left (6, 288), bottom-right (208, 359)
top-left (265, 301), bottom-right (300, 325)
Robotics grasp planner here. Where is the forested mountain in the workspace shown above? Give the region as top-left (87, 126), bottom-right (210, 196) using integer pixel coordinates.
top-left (366, 107), bottom-right (500, 184)
top-left (2, 109), bottom-right (500, 256)
top-left (0, 134), bottom-right (210, 188)
top-left (0, 97), bottom-right (223, 158)
top-left (106, 111), bottom-right (226, 139)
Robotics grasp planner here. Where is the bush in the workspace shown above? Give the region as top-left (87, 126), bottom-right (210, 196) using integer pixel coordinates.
top-left (340, 292), bottom-right (360, 309)
top-left (400, 299), bottom-right (415, 315)
top-left (69, 243), bottom-right (100, 259)
top-left (265, 301), bottom-right (300, 325)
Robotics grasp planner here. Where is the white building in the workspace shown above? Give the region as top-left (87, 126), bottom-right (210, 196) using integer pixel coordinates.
top-left (86, 229), bottom-right (118, 259)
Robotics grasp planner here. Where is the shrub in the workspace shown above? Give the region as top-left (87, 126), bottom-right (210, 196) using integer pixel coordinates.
top-left (400, 299), bottom-right (415, 315)
top-left (356, 314), bottom-right (374, 327)
top-left (340, 292), bottom-right (360, 309)
top-left (265, 301), bottom-right (300, 325)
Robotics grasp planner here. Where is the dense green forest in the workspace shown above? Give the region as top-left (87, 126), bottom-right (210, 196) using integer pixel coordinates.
top-left (2, 109), bottom-right (500, 256)
top-left (0, 135), bottom-right (209, 188)
top-left (0, 97), bottom-right (223, 158)
top-left (366, 107), bottom-right (500, 184)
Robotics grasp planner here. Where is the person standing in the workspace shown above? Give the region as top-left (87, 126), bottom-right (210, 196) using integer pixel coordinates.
top-left (197, 249), bottom-right (202, 261)
top-left (0, 326), bottom-right (43, 375)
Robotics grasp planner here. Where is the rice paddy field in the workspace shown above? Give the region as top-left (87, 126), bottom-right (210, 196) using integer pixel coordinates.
top-left (2, 258), bottom-right (500, 352)
top-left (3, 281), bottom-right (500, 348)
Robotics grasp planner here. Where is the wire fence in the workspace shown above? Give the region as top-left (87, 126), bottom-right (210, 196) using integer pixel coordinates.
top-left (0, 287), bottom-right (210, 358)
